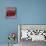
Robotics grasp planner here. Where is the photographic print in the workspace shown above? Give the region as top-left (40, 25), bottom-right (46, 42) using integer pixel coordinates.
top-left (18, 24), bottom-right (46, 46)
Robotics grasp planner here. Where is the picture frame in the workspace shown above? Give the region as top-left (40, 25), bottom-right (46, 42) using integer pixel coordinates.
top-left (6, 7), bottom-right (16, 19)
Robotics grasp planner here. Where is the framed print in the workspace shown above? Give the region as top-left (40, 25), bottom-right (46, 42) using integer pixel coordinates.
top-left (18, 24), bottom-right (46, 41)
top-left (6, 7), bottom-right (16, 19)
